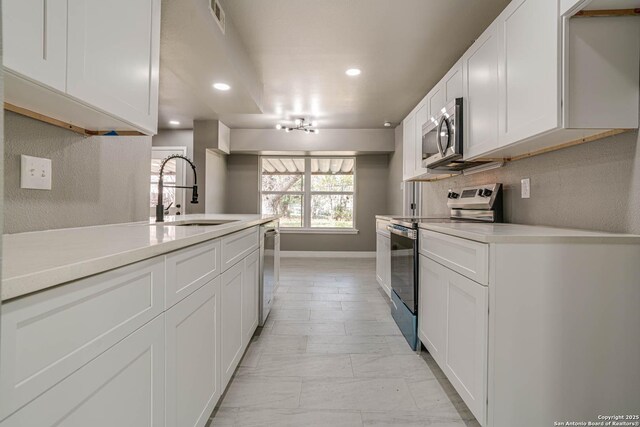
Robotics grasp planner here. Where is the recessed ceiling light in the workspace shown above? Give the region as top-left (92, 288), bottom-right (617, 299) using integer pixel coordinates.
top-left (384, 121), bottom-right (392, 127)
top-left (346, 68), bottom-right (361, 76)
top-left (213, 82), bottom-right (231, 91)
top-left (169, 120), bottom-right (180, 126)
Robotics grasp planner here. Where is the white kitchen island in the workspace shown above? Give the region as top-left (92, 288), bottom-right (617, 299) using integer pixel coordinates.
top-left (0, 214), bottom-right (279, 427)
top-left (416, 222), bottom-right (640, 427)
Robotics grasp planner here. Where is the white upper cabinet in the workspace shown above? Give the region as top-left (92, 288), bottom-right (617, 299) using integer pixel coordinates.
top-left (427, 84), bottom-right (445, 119)
top-left (463, 23), bottom-right (500, 159)
top-left (497, 0), bottom-right (560, 147)
top-left (3, 0), bottom-right (67, 92)
top-left (444, 61), bottom-right (463, 105)
top-left (402, 113), bottom-right (417, 181)
top-left (67, 0), bottom-right (161, 134)
top-left (2, 0), bottom-right (161, 135)
top-left (413, 103), bottom-right (429, 177)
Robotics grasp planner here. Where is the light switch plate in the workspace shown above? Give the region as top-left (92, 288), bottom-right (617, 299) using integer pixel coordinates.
top-left (21, 155), bottom-right (52, 190)
top-left (521, 178), bottom-right (530, 199)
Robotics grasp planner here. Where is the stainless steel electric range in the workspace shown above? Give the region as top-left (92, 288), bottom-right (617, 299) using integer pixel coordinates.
top-left (388, 183), bottom-right (503, 350)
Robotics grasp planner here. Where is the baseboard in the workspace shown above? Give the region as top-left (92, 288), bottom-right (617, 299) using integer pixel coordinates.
top-left (280, 251), bottom-right (375, 258)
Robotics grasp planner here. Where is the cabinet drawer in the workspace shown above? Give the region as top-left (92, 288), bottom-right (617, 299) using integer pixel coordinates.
top-left (165, 239), bottom-right (221, 308)
top-left (376, 219), bottom-right (390, 237)
top-left (221, 227), bottom-right (259, 272)
top-left (0, 315), bottom-right (165, 427)
top-left (419, 230), bottom-right (488, 285)
top-left (0, 257), bottom-right (164, 421)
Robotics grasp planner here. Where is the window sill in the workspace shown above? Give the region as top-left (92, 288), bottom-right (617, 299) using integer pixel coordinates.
top-left (279, 228), bottom-right (359, 235)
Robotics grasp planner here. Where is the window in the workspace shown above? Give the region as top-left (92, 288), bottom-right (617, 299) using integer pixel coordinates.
top-left (260, 157), bottom-right (356, 231)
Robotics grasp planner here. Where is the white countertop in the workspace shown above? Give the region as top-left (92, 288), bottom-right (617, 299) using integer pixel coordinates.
top-left (419, 222), bottom-right (640, 244)
top-left (2, 214), bottom-right (279, 301)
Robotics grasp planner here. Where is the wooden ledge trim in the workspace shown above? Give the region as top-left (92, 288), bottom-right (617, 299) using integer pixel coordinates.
top-left (4, 103), bottom-right (146, 137)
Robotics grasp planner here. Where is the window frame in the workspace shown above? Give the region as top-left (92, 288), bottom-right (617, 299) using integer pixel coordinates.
top-left (259, 156), bottom-right (358, 234)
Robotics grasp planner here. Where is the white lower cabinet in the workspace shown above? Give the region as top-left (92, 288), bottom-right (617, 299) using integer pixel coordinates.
top-left (376, 232), bottom-right (392, 298)
top-left (0, 226), bottom-right (267, 426)
top-left (242, 250), bottom-right (260, 347)
top-left (444, 268), bottom-right (488, 426)
top-left (221, 261), bottom-right (245, 388)
top-left (165, 277), bottom-right (222, 427)
top-left (418, 256), bottom-right (488, 426)
top-left (221, 249), bottom-right (260, 388)
top-left (1, 316), bottom-right (165, 427)
top-left (418, 256), bottom-right (447, 365)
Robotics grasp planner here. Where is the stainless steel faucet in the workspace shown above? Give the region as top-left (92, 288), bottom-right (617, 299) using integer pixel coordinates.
top-left (156, 155), bottom-right (198, 222)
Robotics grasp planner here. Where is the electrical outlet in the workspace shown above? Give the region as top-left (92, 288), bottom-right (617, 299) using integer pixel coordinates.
top-left (21, 155), bottom-right (52, 190)
top-left (521, 178), bottom-right (530, 199)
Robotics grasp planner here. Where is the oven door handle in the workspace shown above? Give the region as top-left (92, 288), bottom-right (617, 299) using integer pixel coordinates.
top-left (387, 225), bottom-right (417, 240)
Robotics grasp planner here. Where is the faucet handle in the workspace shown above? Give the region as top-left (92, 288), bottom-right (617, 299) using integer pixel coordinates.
top-left (191, 185), bottom-right (199, 204)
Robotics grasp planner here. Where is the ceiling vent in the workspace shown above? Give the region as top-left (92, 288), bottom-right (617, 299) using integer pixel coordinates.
top-left (209, 0), bottom-right (226, 34)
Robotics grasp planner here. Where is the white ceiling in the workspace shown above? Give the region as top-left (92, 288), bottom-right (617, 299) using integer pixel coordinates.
top-left (159, 0), bottom-right (510, 130)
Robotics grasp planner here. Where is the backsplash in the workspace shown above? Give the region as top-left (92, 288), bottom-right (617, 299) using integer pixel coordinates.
top-left (421, 130), bottom-right (640, 234)
top-left (4, 112), bottom-right (152, 234)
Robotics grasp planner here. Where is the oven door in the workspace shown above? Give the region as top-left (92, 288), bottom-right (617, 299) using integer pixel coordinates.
top-left (389, 225), bottom-right (418, 314)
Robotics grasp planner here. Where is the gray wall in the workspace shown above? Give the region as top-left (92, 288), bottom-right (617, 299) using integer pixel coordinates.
top-left (386, 124), bottom-right (404, 215)
top-left (225, 154), bottom-right (388, 251)
top-left (418, 130), bottom-right (640, 234)
top-left (4, 112), bottom-right (151, 234)
top-left (205, 150), bottom-right (227, 213)
top-left (226, 154), bottom-right (260, 214)
top-left (230, 129), bottom-right (395, 153)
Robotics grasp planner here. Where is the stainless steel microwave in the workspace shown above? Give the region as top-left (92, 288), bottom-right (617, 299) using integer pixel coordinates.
top-left (422, 98), bottom-right (463, 171)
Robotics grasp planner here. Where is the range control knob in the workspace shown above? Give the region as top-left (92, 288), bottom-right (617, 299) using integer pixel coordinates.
top-left (448, 190), bottom-right (459, 199)
top-left (482, 189), bottom-right (493, 197)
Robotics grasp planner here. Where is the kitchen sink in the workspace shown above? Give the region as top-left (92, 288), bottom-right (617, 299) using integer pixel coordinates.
top-left (157, 219), bottom-right (239, 226)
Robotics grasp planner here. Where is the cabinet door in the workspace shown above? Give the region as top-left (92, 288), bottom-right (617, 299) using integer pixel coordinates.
top-left (445, 270), bottom-right (488, 426)
top-left (0, 257), bottom-right (164, 421)
top-left (463, 22), bottom-right (500, 159)
top-left (382, 236), bottom-right (392, 298)
top-left (428, 84), bottom-right (445, 118)
top-left (497, 0), bottom-right (559, 146)
top-left (242, 250), bottom-right (260, 346)
top-left (2, 316), bottom-right (165, 427)
top-left (402, 114), bottom-right (417, 180)
top-left (418, 257), bottom-right (448, 366)
top-left (413, 103), bottom-right (429, 177)
top-left (221, 261), bottom-right (244, 388)
top-left (3, 0), bottom-right (67, 91)
top-left (444, 62), bottom-right (463, 104)
top-left (66, 0), bottom-right (160, 133)
top-left (165, 278), bottom-right (221, 427)
top-left (376, 234), bottom-right (385, 287)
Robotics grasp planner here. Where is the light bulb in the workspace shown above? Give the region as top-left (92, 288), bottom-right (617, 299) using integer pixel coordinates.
top-left (285, 128), bottom-right (290, 133)
top-left (295, 119), bottom-right (302, 126)
top-left (213, 82), bottom-right (231, 91)
top-left (275, 124), bottom-right (282, 130)
top-left (312, 121), bottom-right (318, 127)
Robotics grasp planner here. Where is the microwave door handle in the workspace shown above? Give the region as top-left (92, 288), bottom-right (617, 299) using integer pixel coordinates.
top-left (437, 116), bottom-right (448, 156)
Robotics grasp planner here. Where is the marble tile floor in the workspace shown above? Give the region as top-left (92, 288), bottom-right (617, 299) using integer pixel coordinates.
top-left (207, 257), bottom-right (480, 427)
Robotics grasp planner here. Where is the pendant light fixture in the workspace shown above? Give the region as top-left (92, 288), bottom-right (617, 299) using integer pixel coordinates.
top-left (275, 118), bottom-right (319, 134)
